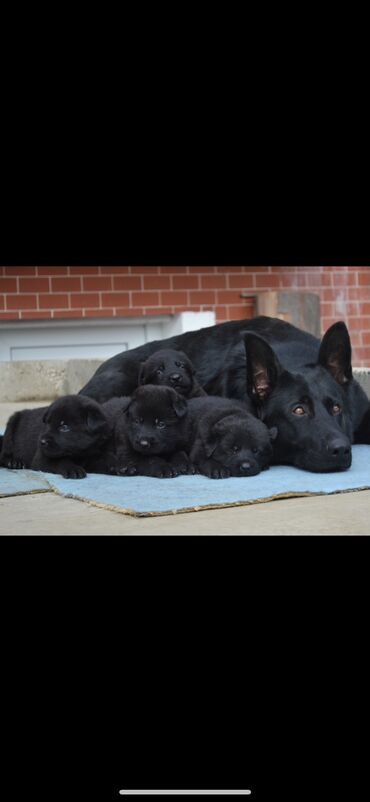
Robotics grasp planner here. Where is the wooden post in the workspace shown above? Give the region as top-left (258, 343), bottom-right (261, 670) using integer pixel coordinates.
top-left (253, 291), bottom-right (321, 337)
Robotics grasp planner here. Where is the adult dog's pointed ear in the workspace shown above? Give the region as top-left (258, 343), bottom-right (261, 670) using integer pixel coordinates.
top-left (244, 334), bottom-right (283, 402)
top-left (318, 321), bottom-right (352, 384)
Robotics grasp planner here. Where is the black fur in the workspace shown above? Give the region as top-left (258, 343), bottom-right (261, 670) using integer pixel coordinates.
top-left (78, 315), bottom-right (370, 467)
top-left (138, 349), bottom-right (206, 398)
top-left (114, 385), bottom-right (192, 478)
top-left (0, 395), bottom-right (129, 478)
top-left (187, 396), bottom-right (277, 479)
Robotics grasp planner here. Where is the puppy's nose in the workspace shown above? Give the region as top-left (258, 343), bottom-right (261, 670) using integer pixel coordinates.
top-left (169, 373), bottom-right (181, 383)
top-left (40, 437), bottom-right (50, 446)
top-left (240, 461), bottom-right (252, 472)
top-left (138, 438), bottom-right (151, 449)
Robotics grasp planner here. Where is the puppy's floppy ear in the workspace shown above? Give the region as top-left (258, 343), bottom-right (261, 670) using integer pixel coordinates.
top-left (170, 390), bottom-right (188, 418)
top-left (86, 406), bottom-right (108, 433)
top-left (244, 333), bottom-right (283, 402)
top-left (42, 410), bottom-right (50, 423)
top-left (318, 321), bottom-right (352, 385)
top-left (203, 415), bottom-right (233, 457)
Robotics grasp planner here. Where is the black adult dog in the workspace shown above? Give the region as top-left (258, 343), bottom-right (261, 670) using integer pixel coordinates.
top-left (187, 396), bottom-right (277, 478)
top-left (79, 315), bottom-right (370, 471)
top-left (138, 349), bottom-right (206, 398)
top-left (114, 384), bottom-right (193, 478)
top-left (0, 395), bottom-right (129, 478)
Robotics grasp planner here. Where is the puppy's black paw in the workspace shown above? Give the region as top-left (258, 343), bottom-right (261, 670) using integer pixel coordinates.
top-left (7, 459), bottom-right (25, 469)
top-left (62, 465), bottom-right (87, 479)
top-left (117, 463), bottom-right (137, 476)
top-left (152, 465), bottom-right (178, 478)
top-left (200, 460), bottom-right (231, 479)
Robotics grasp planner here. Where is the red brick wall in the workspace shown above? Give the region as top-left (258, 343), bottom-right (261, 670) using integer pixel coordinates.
top-left (1, 266), bottom-right (370, 365)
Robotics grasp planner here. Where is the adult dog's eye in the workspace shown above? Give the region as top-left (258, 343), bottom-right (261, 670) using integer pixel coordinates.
top-left (332, 403), bottom-right (342, 415)
top-left (292, 406), bottom-right (306, 416)
top-left (59, 422), bottom-right (70, 432)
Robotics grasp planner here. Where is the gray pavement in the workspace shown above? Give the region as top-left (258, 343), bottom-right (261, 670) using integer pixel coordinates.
top-left (1, 401), bottom-right (369, 536)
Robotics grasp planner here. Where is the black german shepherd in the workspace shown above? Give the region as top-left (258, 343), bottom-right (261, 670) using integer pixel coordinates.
top-left (79, 316), bottom-right (370, 471)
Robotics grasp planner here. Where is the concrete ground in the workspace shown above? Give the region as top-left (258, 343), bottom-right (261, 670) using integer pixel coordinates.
top-left (1, 402), bottom-right (369, 536)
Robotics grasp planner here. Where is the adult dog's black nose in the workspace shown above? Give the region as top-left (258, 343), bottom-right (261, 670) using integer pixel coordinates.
top-left (169, 373), bottom-right (181, 383)
top-left (329, 438), bottom-right (351, 458)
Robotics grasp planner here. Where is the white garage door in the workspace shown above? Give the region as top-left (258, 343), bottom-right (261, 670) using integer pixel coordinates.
top-left (0, 312), bottom-right (215, 362)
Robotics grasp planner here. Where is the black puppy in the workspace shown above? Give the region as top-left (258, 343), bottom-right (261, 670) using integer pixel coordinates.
top-left (115, 384), bottom-right (192, 478)
top-left (187, 396), bottom-right (277, 478)
top-left (138, 349), bottom-right (206, 398)
top-left (0, 395), bottom-right (129, 478)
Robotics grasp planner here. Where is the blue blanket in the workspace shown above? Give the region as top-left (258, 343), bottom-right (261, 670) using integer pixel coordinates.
top-left (1, 445), bottom-right (370, 517)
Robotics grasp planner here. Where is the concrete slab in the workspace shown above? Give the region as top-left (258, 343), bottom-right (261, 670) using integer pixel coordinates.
top-left (0, 487), bottom-right (369, 535)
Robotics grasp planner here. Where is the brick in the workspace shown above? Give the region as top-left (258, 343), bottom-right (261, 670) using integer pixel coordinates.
top-left (279, 272), bottom-right (307, 288)
top-left (189, 291), bottom-right (216, 305)
top-left (321, 317), bottom-right (342, 331)
top-left (82, 309), bottom-right (115, 318)
top-left (201, 275), bottom-right (227, 289)
top-left (115, 308), bottom-right (144, 317)
top-left (160, 266), bottom-right (188, 274)
top-left (143, 275), bottom-right (171, 290)
top-left (305, 272), bottom-right (332, 287)
top-left (172, 275), bottom-right (199, 290)
top-left (19, 311), bottom-right (52, 319)
top-left (216, 290), bottom-right (248, 304)
top-left (143, 307), bottom-right (173, 316)
top-left (82, 276), bottom-right (113, 292)
top-left (52, 310), bottom-right (84, 318)
top-left (6, 294), bottom-right (37, 309)
top-left (358, 271), bottom-right (370, 286)
top-left (359, 302), bottom-right (370, 315)
top-left (361, 332), bottom-right (370, 345)
top-left (0, 295), bottom-right (4, 308)
top-left (215, 305), bottom-right (227, 318)
top-left (130, 266), bottom-right (159, 274)
top-left (19, 277), bottom-right (50, 293)
top-left (331, 272), bottom-right (353, 287)
top-left (228, 274), bottom-right (255, 289)
top-left (188, 266), bottom-right (215, 273)
top-left (4, 266), bottom-right (36, 276)
top-left (217, 266), bottom-right (243, 273)
top-left (348, 316), bottom-right (370, 330)
top-left (69, 266), bottom-right (100, 275)
top-left (255, 274), bottom-right (280, 288)
top-left (132, 292), bottom-right (159, 306)
top-left (226, 305), bottom-right (254, 321)
top-left (0, 278), bottom-right (17, 292)
top-left (101, 292), bottom-right (130, 307)
top-left (348, 287), bottom-right (370, 301)
top-left (39, 293), bottom-right (69, 309)
top-left (351, 346), bottom-right (370, 361)
top-left (161, 291), bottom-right (188, 306)
top-left (113, 276), bottom-right (141, 291)
top-left (37, 266), bottom-right (69, 275)
top-left (51, 277), bottom-right (82, 293)
top-left (100, 266), bottom-right (130, 273)
top-left (0, 311), bottom-right (19, 319)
